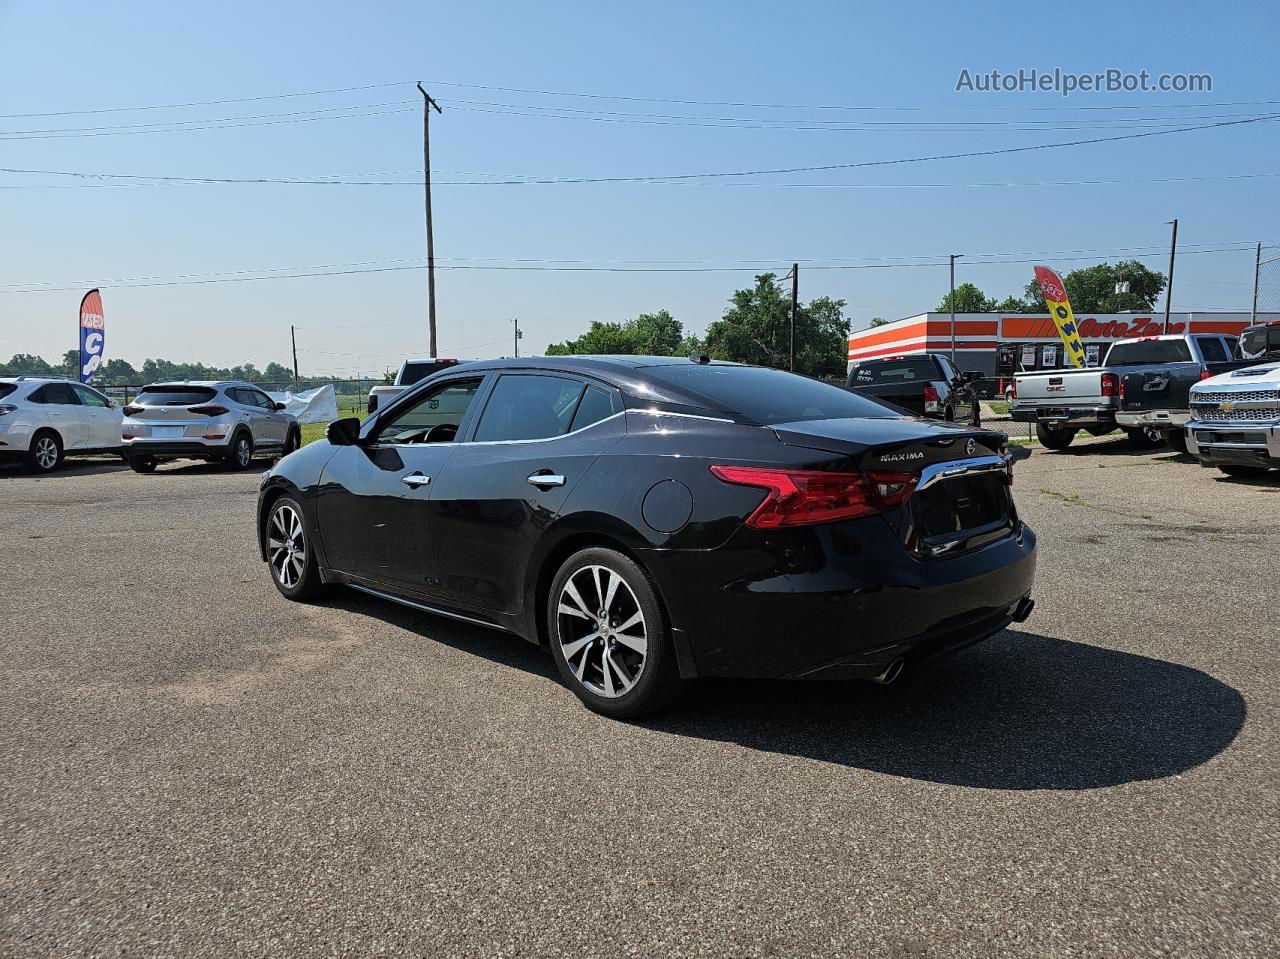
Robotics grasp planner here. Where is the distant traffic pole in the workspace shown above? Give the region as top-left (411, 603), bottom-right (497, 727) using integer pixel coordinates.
top-left (512, 317), bottom-right (522, 358)
top-left (417, 83), bottom-right (443, 357)
top-left (1252, 241), bottom-right (1262, 325)
top-left (290, 325), bottom-right (299, 384)
top-left (789, 263), bottom-right (798, 372)
top-left (949, 254), bottom-right (962, 364)
top-left (1164, 218), bottom-right (1178, 334)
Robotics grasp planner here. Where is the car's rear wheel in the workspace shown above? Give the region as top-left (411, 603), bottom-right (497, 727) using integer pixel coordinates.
top-left (1165, 429), bottom-right (1189, 454)
top-left (1218, 465), bottom-right (1272, 478)
top-left (27, 430), bottom-right (62, 473)
top-left (225, 432), bottom-right (253, 470)
top-left (1125, 426), bottom-right (1163, 449)
top-left (265, 496), bottom-right (327, 600)
top-left (128, 455), bottom-right (157, 473)
top-left (547, 547), bottom-right (683, 719)
top-left (1035, 423), bottom-right (1076, 450)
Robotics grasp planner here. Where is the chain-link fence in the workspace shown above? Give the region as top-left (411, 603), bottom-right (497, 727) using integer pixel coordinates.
top-left (1255, 244), bottom-right (1280, 319)
top-left (96, 377), bottom-right (381, 417)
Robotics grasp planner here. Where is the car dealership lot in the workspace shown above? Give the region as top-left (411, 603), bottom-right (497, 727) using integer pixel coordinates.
top-left (2, 441), bottom-right (1277, 958)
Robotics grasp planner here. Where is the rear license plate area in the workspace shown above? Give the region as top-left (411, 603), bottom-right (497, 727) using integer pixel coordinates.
top-left (915, 474), bottom-right (1010, 536)
top-left (1037, 408), bottom-right (1068, 419)
top-left (152, 426), bottom-right (185, 439)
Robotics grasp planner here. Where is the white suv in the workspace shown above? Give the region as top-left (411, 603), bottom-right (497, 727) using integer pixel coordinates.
top-left (0, 377), bottom-right (124, 473)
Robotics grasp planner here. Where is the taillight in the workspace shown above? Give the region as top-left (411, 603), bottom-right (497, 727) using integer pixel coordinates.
top-left (188, 404), bottom-right (228, 416)
top-left (1009, 380), bottom-right (1017, 400)
top-left (1199, 370), bottom-right (1215, 381)
top-left (1118, 378), bottom-right (1126, 399)
top-left (1101, 372), bottom-right (1119, 397)
top-left (123, 404), bottom-right (143, 416)
top-left (923, 384), bottom-right (940, 413)
top-left (709, 465), bottom-right (917, 528)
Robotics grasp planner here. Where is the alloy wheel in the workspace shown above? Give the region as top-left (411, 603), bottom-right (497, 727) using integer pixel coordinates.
top-left (268, 505), bottom-right (306, 589)
top-left (236, 437), bottom-right (252, 467)
top-left (556, 564), bottom-right (647, 698)
top-left (34, 436), bottom-right (58, 470)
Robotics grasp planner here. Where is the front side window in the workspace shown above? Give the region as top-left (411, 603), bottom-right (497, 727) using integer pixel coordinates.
top-left (372, 378), bottom-right (482, 445)
top-left (73, 385), bottom-right (109, 408)
top-left (474, 375), bottom-right (586, 442)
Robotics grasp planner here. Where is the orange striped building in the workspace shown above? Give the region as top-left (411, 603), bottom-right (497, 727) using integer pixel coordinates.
top-left (847, 311), bottom-right (1269, 377)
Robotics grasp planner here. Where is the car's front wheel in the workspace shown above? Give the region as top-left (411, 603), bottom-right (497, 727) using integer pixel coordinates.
top-left (265, 496), bottom-right (327, 600)
top-left (280, 428), bottom-right (300, 458)
top-left (547, 547), bottom-right (683, 719)
top-left (27, 430), bottom-right (62, 473)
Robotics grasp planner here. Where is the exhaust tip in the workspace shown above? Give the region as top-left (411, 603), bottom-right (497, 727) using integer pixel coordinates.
top-left (871, 657), bottom-right (905, 685)
top-left (1012, 597), bottom-right (1035, 623)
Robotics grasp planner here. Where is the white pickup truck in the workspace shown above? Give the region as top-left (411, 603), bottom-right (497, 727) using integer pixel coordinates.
top-left (366, 358), bottom-right (467, 414)
top-left (1010, 334), bottom-right (1233, 450)
top-left (1186, 321), bottom-right (1280, 477)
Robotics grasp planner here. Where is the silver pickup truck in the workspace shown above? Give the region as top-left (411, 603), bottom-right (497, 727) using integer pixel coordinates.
top-left (1011, 335), bottom-right (1224, 450)
top-left (366, 358), bottom-right (467, 414)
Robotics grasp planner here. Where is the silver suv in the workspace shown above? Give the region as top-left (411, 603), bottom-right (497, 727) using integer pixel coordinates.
top-left (121, 381), bottom-right (300, 473)
top-left (0, 376), bottom-right (123, 473)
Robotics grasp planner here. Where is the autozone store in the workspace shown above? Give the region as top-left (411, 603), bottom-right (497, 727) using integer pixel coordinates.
top-left (846, 311), bottom-right (1269, 379)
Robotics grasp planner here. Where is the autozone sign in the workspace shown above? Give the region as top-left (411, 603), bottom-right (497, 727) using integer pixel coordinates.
top-left (1077, 316), bottom-right (1184, 337)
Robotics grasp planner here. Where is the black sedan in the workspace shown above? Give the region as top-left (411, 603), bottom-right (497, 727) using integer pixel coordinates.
top-left (257, 356), bottom-right (1036, 718)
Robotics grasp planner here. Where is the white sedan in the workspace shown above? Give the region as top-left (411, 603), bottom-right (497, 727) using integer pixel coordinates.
top-left (0, 377), bottom-right (123, 472)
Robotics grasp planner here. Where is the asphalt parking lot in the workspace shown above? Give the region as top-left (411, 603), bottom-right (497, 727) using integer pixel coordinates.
top-left (2, 438), bottom-right (1278, 958)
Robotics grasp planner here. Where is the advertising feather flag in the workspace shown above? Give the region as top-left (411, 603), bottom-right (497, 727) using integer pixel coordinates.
top-left (79, 289), bottom-right (105, 383)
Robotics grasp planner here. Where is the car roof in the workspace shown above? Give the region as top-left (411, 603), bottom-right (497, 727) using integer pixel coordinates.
top-left (145, 380), bottom-right (258, 389)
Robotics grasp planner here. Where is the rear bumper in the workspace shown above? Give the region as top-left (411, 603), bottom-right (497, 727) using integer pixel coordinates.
top-left (1010, 404), bottom-right (1115, 427)
top-left (122, 440), bottom-right (231, 460)
top-left (1116, 409), bottom-right (1190, 429)
top-left (1185, 421), bottom-right (1280, 467)
top-left (640, 517), bottom-right (1037, 680)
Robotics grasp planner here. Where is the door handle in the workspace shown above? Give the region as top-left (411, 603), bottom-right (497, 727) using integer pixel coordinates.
top-left (401, 472), bottom-right (431, 488)
top-left (527, 473), bottom-right (566, 489)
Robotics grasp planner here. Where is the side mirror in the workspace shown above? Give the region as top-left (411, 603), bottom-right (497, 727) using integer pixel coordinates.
top-left (273, 401), bottom-right (288, 411)
top-left (326, 417), bottom-right (361, 446)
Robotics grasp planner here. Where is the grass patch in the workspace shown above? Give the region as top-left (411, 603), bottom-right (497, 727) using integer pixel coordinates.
top-left (989, 401), bottom-right (1012, 416)
top-left (300, 395), bottom-right (367, 446)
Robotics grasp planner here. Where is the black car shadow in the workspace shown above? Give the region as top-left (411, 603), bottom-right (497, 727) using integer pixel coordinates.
top-left (646, 631), bottom-right (1245, 791)
top-left (0, 458), bottom-right (130, 479)
top-left (321, 595), bottom-right (1245, 792)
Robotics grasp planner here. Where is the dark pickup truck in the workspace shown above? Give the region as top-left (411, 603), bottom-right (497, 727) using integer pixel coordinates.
top-left (846, 353), bottom-right (982, 425)
top-left (1114, 333), bottom-right (1248, 452)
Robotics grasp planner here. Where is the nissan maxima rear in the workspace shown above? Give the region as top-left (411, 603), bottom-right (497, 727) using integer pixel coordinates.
top-left (257, 357), bottom-right (1035, 717)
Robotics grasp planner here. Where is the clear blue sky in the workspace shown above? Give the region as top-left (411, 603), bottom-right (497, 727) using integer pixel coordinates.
top-left (2, 0), bottom-right (1277, 375)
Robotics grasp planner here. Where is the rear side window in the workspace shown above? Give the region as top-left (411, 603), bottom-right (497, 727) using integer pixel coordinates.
top-left (570, 385), bottom-right (622, 432)
top-left (1104, 340), bottom-right (1192, 365)
top-left (0, 384), bottom-right (15, 400)
top-left (137, 386), bottom-right (218, 406)
top-left (1196, 337), bottom-right (1228, 362)
top-left (646, 365), bottom-right (895, 425)
top-left (849, 358), bottom-right (937, 385)
top-left (29, 383), bottom-right (80, 405)
top-left (474, 375), bottom-right (585, 442)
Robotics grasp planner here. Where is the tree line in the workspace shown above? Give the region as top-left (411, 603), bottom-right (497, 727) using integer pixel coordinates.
top-left (0, 351), bottom-right (296, 386)
top-left (935, 260), bottom-right (1167, 315)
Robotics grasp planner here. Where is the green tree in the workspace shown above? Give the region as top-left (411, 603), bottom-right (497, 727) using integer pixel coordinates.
top-left (100, 358), bottom-right (138, 384)
top-left (938, 283), bottom-right (995, 313)
top-left (263, 362), bottom-right (293, 382)
top-left (1022, 260), bottom-right (1166, 313)
top-left (701, 274), bottom-right (850, 376)
top-left (869, 316), bottom-right (890, 328)
top-left (991, 295), bottom-right (1028, 313)
top-left (545, 309), bottom-right (685, 356)
top-left (0, 353), bottom-right (55, 375)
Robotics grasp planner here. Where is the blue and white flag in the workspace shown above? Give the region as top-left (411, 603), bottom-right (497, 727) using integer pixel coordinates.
top-left (79, 289), bottom-right (105, 383)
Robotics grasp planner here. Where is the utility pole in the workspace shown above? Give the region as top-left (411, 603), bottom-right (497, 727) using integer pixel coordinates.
top-left (789, 263), bottom-right (798, 372)
top-left (1252, 241), bottom-right (1262, 325)
top-left (949, 254), bottom-right (962, 364)
top-left (417, 83), bottom-right (443, 356)
top-left (290, 325), bottom-right (299, 384)
top-left (512, 317), bottom-right (522, 358)
top-left (1164, 218), bottom-right (1178, 334)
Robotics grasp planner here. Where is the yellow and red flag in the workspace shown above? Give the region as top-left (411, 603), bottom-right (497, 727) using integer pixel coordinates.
top-left (1033, 266), bottom-right (1086, 369)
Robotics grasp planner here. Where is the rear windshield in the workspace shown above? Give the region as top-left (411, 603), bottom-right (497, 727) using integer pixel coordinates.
top-left (1241, 325), bottom-right (1280, 359)
top-left (0, 384), bottom-right (15, 400)
top-left (400, 361), bottom-right (457, 386)
top-left (849, 357), bottom-right (937, 385)
top-left (136, 386), bottom-right (218, 406)
top-left (1104, 340), bottom-right (1192, 365)
top-left (644, 365), bottom-right (896, 425)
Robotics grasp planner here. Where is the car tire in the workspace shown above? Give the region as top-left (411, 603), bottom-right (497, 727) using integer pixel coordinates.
top-left (265, 495), bottom-right (328, 600)
top-left (224, 431), bottom-right (253, 470)
top-left (971, 404), bottom-right (981, 428)
top-left (128, 456), bottom-right (157, 473)
top-left (26, 430), bottom-right (63, 473)
top-left (1165, 430), bottom-right (1189, 455)
top-left (1035, 423), bottom-right (1076, 450)
top-left (280, 427), bottom-right (300, 458)
top-left (547, 547), bottom-right (684, 719)
top-left (1218, 465), bottom-right (1272, 478)
top-left (1125, 427), bottom-right (1163, 449)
